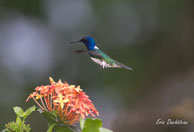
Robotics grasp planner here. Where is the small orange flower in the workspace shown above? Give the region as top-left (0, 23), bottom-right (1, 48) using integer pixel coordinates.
top-left (26, 77), bottom-right (99, 125)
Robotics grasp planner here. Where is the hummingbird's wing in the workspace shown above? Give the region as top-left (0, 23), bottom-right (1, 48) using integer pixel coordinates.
top-left (74, 50), bottom-right (88, 53)
top-left (88, 50), bottom-right (104, 59)
top-left (74, 50), bottom-right (103, 58)
top-left (88, 49), bottom-right (133, 70)
top-left (74, 49), bottom-right (104, 59)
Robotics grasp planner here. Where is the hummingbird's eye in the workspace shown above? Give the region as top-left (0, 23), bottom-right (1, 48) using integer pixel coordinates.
top-left (81, 37), bottom-right (87, 42)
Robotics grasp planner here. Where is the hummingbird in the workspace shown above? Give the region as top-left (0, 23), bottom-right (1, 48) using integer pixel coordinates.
top-left (70, 36), bottom-right (133, 70)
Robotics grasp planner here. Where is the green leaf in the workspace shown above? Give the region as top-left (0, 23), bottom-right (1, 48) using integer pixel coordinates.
top-left (55, 126), bottom-right (73, 132)
top-left (16, 116), bottom-right (22, 125)
top-left (82, 118), bottom-right (102, 132)
top-left (1, 129), bottom-right (11, 132)
top-left (99, 127), bottom-right (113, 132)
top-left (13, 107), bottom-right (24, 117)
top-left (68, 125), bottom-right (80, 132)
top-left (47, 123), bottom-right (57, 132)
top-left (80, 118), bottom-right (85, 130)
top-left (23, 106), bottom-right (36, 118)
top-left (39, 109), bottom-right (58, 126)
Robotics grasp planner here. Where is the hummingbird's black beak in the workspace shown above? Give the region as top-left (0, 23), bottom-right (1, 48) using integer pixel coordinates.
top-left (70, 40), bottom-right (81, 44)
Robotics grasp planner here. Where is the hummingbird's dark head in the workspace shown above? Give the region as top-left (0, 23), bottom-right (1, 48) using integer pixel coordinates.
top-left (80, 36), bottom-right (95, 44)
top-left (71, 36), bottom-right (96, 50)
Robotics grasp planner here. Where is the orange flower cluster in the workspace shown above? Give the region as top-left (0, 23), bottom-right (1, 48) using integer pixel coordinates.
top-left (26, 77), bottom-right (99, 125)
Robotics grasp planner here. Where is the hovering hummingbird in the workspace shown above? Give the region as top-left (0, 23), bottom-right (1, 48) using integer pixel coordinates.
top-left (70, 36), bottom-right (133, 70)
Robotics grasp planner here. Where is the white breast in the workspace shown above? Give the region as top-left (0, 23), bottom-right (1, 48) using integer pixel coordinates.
top-left (90, 57), bottom-right (103, 66)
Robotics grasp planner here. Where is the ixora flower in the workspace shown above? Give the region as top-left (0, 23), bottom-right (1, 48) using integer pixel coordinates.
top-left (26, 77), bottom-right (99, 125)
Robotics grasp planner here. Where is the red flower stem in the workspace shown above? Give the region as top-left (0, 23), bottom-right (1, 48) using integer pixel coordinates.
top-left (47, 94), bottom-right (50, 111)
top-left (32, 97), bottom-right (45, 110)
top-left (69, 114), bottom-right (79, 124)
top-left (50, 93), bottom-right (53, 110)
top-left (43, 96), bottom-right (49, 111)
top-left (67, 110), bottom-right (76, 121)
top-left (63, 104), bottom-right (68, 115)
top-left (40, 97), bottom-right (48, 111)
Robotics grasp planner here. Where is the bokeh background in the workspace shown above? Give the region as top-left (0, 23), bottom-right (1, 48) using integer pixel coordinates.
top-left (0, 0), bottom-right (194, 132)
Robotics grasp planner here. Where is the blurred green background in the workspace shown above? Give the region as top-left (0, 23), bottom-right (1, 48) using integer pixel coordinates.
top-left (0, 0), bottom-right (194, 132)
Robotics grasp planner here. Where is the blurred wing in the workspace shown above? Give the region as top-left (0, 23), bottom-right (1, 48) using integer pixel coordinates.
top-left (74, 50), bottom-right (103, 59)
top-left (74, 50), bottom-right (88, 53)
top-left (88, 50), bottom-right (104, 59)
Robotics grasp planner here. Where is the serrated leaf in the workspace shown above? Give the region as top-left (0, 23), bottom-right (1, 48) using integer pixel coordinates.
top-left (47, 123), bottom-right (57, 132)
top-left (82, 118), bottom-right (102, 132)
top-left (55, 126), bottom-right (73, 132)
top-left (23, 106), bottom-right (36, 118)
top-left (80, 118), bottom-right (85, 130)
top-left (13, 107), bottom-right (24, 117)
top-left (99, 127), bottom-right (113, 132)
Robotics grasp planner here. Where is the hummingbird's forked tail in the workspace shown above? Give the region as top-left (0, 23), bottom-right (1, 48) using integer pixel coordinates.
top-left (115, 61), bottom-right (133, 71)
top-left (121, 64), bottom-right (133, 70)
top-left (123, 65), bottom-right (133, 70)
